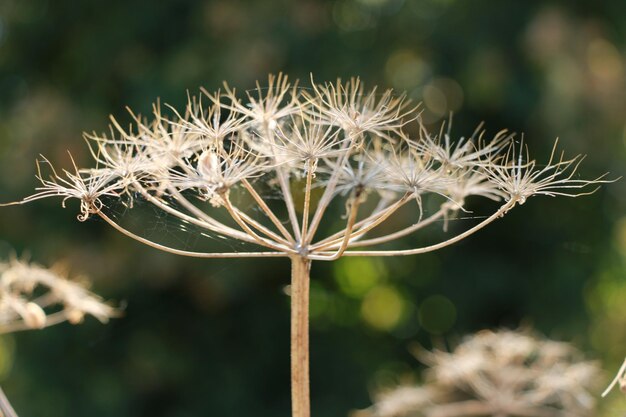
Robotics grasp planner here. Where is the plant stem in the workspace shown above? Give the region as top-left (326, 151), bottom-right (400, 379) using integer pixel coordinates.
top-left (0, 386), bottom-right (18, 417)
top-left (290, 256), bottom-right (311, 417)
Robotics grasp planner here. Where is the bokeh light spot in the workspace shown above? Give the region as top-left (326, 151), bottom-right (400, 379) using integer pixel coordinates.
top-left (423, 83), bottom-right (447, 116)
top-left (587, 39), bottom-right (624, 84)
top-left (361, 285), bottom-right (406, 331)
top-left (465, 49), bottom-right (508, 110)
top-left (434, 78), bottom-right (464, 112)
top-left (309, 282), bottom-right (330, 320)
top-left (334, 257), bottom-right (386, 298)
top-left (332, 1), bottom-right (375, 32)
top-left (385, 50), bottom-right (430, 89)
top-left (356, 0), bottom-right (392, 7)
top-left (0, 336), bottom-right (15, 378)
top-left (615, 216), bottom-right (626, 258)
top-left (418, 295), bottom-right (456, 334)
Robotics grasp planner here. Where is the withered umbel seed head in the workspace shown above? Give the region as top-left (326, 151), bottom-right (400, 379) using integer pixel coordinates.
top-left (3, 74), bottom-right (608, 260)
top-left (357, 329), bottom-right (601, 417)
top-left (0, 256), bottom-right (119, 334)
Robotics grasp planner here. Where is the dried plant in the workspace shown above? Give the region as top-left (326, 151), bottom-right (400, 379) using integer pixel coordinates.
top-left (601, 358), bottom-right (626, 397)
top-left (1, 74), bottom-right (608, 417)
top-left (0, 255), bottom-right (118, 417)
top-left (0, 256), bottom-right (117, 333)
top-left (356, 329), bottom-right (601, 417)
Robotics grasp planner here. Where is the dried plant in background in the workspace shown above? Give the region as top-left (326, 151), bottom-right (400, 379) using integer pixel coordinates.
top-left (356, 329), bottom-right (601, 417)
top-left (0, 256), bottom-right (117, 333)
top-left (1, 74), bottom-right (608, 417)
top-left (0, 255), bottom-right (118, 417)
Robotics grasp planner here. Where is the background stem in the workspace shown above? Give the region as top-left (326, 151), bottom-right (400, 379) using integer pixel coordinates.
top-left (290, 256), bottom-right (311, 417)
top-left (0, 386), bottom-right (18, 417)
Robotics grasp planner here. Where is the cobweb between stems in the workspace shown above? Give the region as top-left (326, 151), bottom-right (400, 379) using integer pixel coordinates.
top-left (97, 194), bottom-right (254, 254)
top-left (90, 180), bottom-right (495, 256)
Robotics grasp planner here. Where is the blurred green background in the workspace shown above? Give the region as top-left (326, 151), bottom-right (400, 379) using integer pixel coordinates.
top-left (0, 0), bottom-right (624, 416)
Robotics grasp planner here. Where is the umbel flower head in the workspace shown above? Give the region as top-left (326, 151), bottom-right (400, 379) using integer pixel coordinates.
top-left (3, 73), bottom-right (608, 260)
top-left (356, 329), bottom-right (601, 417)
top-left (0, 255), bottom-right (118, 333)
